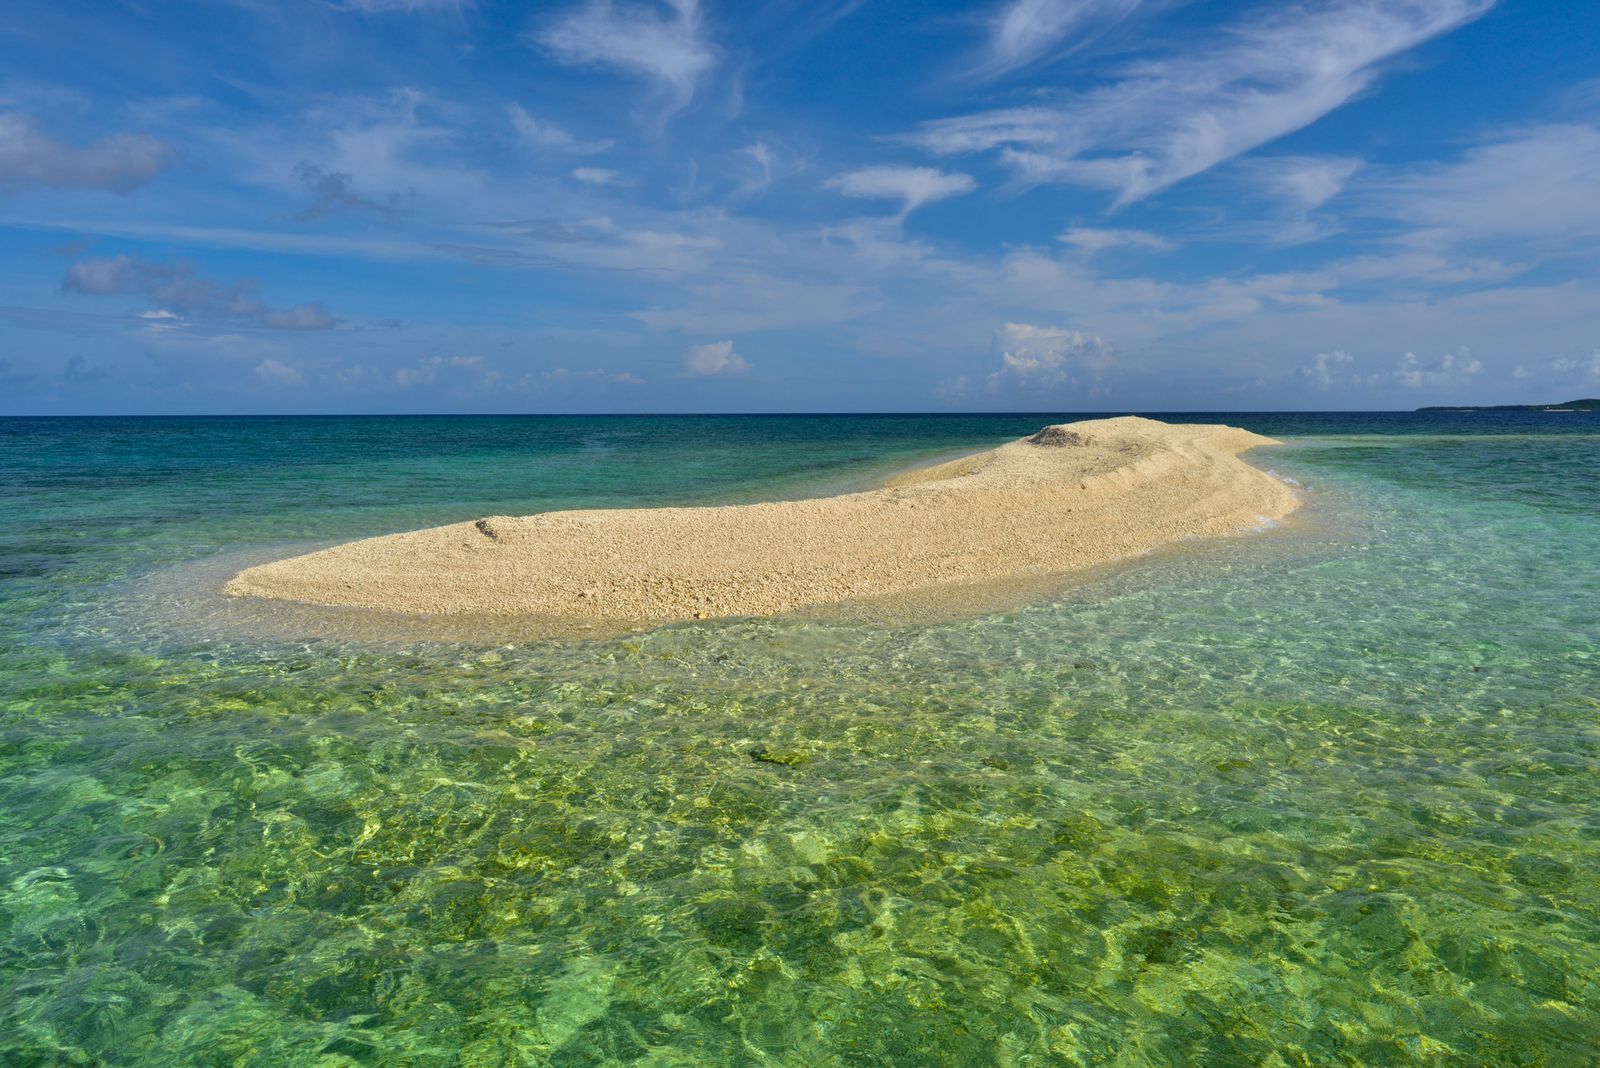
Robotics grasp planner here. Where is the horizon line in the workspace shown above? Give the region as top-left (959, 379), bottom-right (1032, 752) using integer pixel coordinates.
top-left (0, 407), bottom-right (1487, 419)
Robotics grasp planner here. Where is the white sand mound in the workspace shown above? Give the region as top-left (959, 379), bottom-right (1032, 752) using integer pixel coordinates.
top-left (225, 417), bottom-right (1298, 622)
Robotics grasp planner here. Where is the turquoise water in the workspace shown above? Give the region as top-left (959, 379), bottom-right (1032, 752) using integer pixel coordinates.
top-left (2, 413), bottom-right (1598, 1066)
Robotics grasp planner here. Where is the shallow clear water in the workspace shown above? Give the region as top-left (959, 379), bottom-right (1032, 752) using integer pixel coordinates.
top-left (2, 412), bottom-right (1598, 1066)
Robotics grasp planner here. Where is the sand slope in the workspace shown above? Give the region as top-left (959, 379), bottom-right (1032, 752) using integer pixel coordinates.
top-left (225, 417), bottom-right (1299, 622)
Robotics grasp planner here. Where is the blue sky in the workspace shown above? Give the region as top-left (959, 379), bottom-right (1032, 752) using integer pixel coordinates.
top-left (1, 0), bottom-right (1598, 413)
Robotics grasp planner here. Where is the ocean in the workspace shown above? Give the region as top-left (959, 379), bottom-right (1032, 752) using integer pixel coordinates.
top-left (1, 412), bottom-right (1597, 1065)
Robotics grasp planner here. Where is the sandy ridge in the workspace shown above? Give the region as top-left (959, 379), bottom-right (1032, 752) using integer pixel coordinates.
top-left (225, 417), bottom-right (1300, 622)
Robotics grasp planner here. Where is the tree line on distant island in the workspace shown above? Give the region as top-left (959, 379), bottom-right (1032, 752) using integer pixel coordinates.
top-left (1417, 399), bottom-right (1600, 412)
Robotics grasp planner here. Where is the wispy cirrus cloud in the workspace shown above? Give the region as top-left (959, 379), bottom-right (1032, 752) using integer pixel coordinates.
top-left (338, 0), bottom-right (471, 12)
top-left (1226, 154), bottom-right (1364, 243)
top-left (1057, 226), bottom-right (1173, 255)
top-left (824, 165), bottom-right (976, 219)
top-left (1247, 155), bottom-right (1365, 211)
top-left (733, 140), bottom-right (780, 196)
top-left (968, 0), bottom-right (1147, 81)
top-left (536, 0), bottom-right (714, 110)
top-left (0, 112), bottom-right (176, 193)
top-left (572, 166), bottom-right (630, 186)
top-left (911, 0), bottom-right (1493, 206)
top-left (1381, 122), bottom-right (1600, 244)
top-left (506, 104), bottom-right (614, 155)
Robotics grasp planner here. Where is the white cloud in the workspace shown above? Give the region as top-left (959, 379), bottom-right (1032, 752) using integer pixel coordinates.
top-left (537, 0), bottom-right (714, 109)
top-left (448, 217), bottom-right (722, 274)
top-left (735, 140), bottom-right (779, 195)
top-left (909, 0), bottom-right (1493, 205)
top-left (684, 339), bottom-right (748, 375)
top-left (1299, 349), bottom-right (1352, 390)
top-left (988, 322), bottom-right (1114, 389)
top-left (972, 0), bottom-right (1146, 81)
top-left (224, 88), bottom-right (486, 213)
top-left (0, 112), bottom-right (175, 193)
top-left (905, 108), bottom-right (1059, 157)
top-left (1371, 346), bottom-right (1483, 389)
top-left (1547, 349), bottom-right (1600, 381)
top-left (1057, 226), bottom-right (1173, 255)
top-left (62, 255), bottom-right (340, 331)
top-left (1382, 123), bottom-right (1600, 244)
top-left (255, 359), bottom-right (305, 385)
top-left (519, 366), bottom-right (646, 390)
top-left (1248, 156), bottom-right (1364, 210)
top-left (506, 104), bottom-right (613, 155)
top-left (341, 0), bottom-right (469, 10)
top-left (395, 354), bottom-right (484, 388)
top-left (135, 308), bottom-right (186, 333)
top-left (26, 219), bottom-right (435, 263)
top-left (824, 165), bottom-right (976, 218)
top-left (1224, 155), bottom-right (1365, 244)
top-left (572, 166), bottom-right (629, 186)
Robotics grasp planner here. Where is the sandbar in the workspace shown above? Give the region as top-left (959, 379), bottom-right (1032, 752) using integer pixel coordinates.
top-left (225, 417), bottom-right (1299, 622)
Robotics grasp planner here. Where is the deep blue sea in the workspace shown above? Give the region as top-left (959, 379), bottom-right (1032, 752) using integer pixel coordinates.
top-left (2, 412), bottom-right (1598, 1065)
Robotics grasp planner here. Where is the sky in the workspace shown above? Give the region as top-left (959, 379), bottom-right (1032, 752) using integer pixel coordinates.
top-left (1, 0), bottom-right (1598, 414)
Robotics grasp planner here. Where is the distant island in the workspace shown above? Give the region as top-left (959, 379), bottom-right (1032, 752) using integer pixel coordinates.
top-left (1418, 398), bottom-right (1600, 412)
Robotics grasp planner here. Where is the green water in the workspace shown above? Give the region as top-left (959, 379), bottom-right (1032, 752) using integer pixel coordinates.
top-left (2, 414), bottom-right (1598, 1066)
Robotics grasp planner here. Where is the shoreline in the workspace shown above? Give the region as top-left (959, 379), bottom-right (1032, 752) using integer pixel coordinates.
top-left (224, 416), bottom-right (1301, 623)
